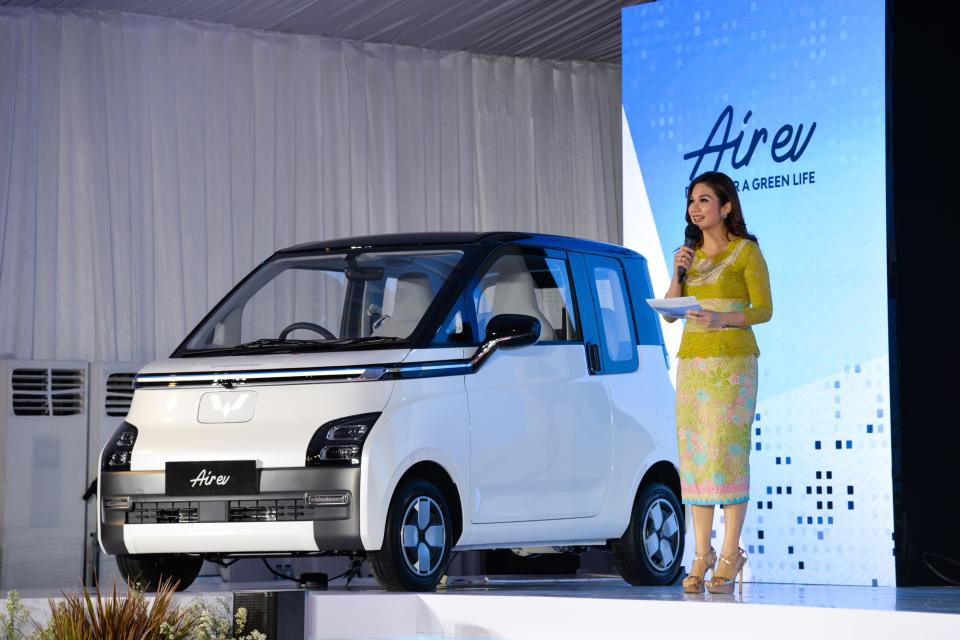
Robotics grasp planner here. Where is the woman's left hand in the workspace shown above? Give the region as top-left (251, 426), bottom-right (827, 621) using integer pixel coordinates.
top-left (686, 309), bottom-right (724, 328)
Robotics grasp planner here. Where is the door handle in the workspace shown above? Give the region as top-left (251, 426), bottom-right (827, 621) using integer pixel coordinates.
top-left (587, 343), bottom-right (602, 373)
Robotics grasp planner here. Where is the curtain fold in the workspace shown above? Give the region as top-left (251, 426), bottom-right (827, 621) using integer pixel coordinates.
top-left (0, 7), bottom-right (621, 362)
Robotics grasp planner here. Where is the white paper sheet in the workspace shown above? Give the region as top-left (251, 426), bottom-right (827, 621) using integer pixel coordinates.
top-left (645, 296), bottom-right (702, 319)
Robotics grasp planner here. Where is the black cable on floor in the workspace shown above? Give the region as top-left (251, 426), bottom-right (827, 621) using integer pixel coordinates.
top-left (260, 557), bottom-right (299, 582)
top-left (328, 556), bottom-right (366, 585)
top-left (260, 556), bottom-right (366, 585)
top-left (258, 553), bottom-right (457, 587)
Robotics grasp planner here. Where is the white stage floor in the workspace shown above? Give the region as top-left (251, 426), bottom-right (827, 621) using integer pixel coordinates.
top-left (7, 576), bottom-right (960, 639)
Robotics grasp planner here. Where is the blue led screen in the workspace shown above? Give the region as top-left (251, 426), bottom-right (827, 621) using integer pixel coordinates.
top-left (622, 0), bottom-right (892, 586)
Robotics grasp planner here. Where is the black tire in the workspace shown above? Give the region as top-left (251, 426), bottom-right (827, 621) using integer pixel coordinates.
top-left (115, 553), bottom-right (204, 592)
top-left (611, 482), bottom-right (685, 586)
top-left (368, 478), bottom-right (453, 591)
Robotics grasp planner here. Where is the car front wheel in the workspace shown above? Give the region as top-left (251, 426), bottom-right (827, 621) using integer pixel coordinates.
top-left (368, 478), bottom-right (453, 591)
top-left (611, 482), bottom-right (685, 586)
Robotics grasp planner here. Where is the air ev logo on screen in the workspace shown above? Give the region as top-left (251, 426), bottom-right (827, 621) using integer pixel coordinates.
top-left (684, 106), bottom-right (817, 191)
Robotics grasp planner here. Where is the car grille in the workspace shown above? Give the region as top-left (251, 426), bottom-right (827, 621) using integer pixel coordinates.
top-left (128, 501), bottom-right (199, 524)
top-left (229, 499), bottom-right (307, 522)
top-left (127, 498), bottom-right (309, 523)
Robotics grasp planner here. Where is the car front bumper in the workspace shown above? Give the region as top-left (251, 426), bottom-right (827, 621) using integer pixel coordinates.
top-left (99, 467), bottom-right (361, 555)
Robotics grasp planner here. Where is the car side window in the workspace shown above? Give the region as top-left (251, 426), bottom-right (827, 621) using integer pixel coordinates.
top-left (590, 262), bottom-right (635, 365)
top-left (471, 253), bottom-right (580, 343)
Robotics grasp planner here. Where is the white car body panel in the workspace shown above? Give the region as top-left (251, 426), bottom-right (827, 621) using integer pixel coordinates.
top-left (605, 344), bottom-right (679, 534)
top-left (466, 344), bottom-right (611, 523)
top-left (126, 352), bottom-right (403, 471)
top-left (123, 522), bottom-right (319, 554)
top-left (456, 344), bottom-right (675, 549)
top-left (359, 347), bottom-right (470, 551)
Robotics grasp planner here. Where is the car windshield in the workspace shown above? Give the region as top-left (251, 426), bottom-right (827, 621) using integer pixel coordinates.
top-left (181, 249), bottom-right (465, 356)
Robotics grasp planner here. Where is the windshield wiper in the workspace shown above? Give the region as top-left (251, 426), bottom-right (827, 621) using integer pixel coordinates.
top-left (181, 336), bottom-right (408, 357)
top-left (319, 337), bottom-right (409, 347)
top-left (233, 338), bottom-right (324, 350)
top-left (180, 338), bottom-right (323, 357)
top-left (233, 337), bottom-right (407, 350)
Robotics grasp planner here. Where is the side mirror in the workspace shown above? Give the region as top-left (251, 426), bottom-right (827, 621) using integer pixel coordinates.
top-left (471, 314), bottom-right (541, 370)
top-left (470, 313), bottom-right (540, 371)
top-left (484, 314), bottom-right (540, 348)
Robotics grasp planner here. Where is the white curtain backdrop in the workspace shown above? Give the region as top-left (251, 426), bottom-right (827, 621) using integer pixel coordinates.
top-left (0, 8), bottom-right (621, 362)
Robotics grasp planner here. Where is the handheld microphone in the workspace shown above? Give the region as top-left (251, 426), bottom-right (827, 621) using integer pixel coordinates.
top-left (677, 223), bottom-right (700, 284)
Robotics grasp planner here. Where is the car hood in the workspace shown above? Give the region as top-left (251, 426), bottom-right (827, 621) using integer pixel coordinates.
top-left (123, 349), bottom-right (412, 470)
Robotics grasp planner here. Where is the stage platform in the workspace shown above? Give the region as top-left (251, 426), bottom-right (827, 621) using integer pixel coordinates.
top-left (6, 576), bottom-right (960, 639)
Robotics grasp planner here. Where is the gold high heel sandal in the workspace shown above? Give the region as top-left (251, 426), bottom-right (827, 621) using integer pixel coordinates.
top-left (681, 547), bottom-right (717, 593)
top-left (706, 547), bottom-right (747, 595)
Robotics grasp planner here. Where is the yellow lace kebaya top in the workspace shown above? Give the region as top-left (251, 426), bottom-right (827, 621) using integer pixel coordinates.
top-left (673, 236), bottom-right (772, 359)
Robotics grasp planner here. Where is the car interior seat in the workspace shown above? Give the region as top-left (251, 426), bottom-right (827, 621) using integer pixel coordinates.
top-left (372, 273), bottom-right (433, 338)
top-left (488, 255), bottom-right (555, 341)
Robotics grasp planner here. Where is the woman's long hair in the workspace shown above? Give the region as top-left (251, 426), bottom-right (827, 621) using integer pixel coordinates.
top-left (685, 171), bottom-right (759, 248)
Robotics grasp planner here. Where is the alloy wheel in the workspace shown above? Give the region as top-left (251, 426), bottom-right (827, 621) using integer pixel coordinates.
top-left (642, 497), bottom-right (681, 571)
top-left (400, 496), bottom-right (446, 576)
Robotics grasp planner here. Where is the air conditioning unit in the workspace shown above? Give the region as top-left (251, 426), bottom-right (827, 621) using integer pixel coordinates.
top-left (84, 362), bottom-right (144, 588)
top-left (0, 359), bottom-right (89, 589)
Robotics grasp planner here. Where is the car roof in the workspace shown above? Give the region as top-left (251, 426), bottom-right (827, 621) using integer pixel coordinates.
top-left (276, 231), bottom-right (639, 258)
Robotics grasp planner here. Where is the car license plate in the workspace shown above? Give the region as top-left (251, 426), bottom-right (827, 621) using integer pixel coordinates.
top-left (165, 460), bottom-right (259, 496)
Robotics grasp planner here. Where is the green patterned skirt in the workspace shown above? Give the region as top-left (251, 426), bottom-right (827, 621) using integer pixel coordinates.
top-left (676, 354), bottom-right (758, 505)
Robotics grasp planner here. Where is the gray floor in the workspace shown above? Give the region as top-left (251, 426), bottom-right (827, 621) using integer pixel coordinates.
top-left (185, 574), bottom-right (960, 616)
top-left (8, 575), bottom-right (960, 640)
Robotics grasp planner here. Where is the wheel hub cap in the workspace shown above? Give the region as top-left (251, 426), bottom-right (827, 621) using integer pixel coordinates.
top-left (401, 496), bottom-right (446, 576)
top-left (643, 498), bottom-right (680, 570)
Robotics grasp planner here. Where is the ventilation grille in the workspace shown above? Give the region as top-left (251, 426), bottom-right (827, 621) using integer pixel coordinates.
top-left (126, 499), bottom-right (309, 523)
top-left (128, 501), bottom-right (199, 524)
top-left (229, 499), bottom-right (307, 522)
top-left (105, 372), bottom-right (137, 417)
top-left (11, 368), bottom-right (85, 416)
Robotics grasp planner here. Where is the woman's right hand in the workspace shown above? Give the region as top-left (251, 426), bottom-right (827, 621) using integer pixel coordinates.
top-left (673, 246), bottom-right (695, 279)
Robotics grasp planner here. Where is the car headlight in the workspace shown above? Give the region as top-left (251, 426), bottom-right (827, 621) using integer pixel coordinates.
top-left (101, 421), bottom-right (139, 471)
top-left (306, 413), bottom-right (380, 467)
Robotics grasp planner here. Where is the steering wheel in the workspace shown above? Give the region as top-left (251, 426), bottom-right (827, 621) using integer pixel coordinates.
top-left (278, 321), bottom-right (337, 340)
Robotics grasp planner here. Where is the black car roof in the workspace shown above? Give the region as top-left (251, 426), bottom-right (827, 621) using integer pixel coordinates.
top-left (276, 231), bottom-right (638, 258)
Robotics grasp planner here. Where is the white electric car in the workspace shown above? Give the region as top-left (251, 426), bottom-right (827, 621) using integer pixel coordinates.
top-left (99, 232), bottom-right (683, 591)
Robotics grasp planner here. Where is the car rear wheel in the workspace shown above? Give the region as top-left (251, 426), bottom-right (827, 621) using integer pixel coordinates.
top-left (368, 478), bottom-right (453, 591)
top-left (115, 553), bottom-right (204, 592)
top-left (612, 482), bottom-right (685, 586)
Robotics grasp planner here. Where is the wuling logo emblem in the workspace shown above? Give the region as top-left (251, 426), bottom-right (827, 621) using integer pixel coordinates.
top-left (211, 393), bottom-right (249, 418)
top-left (198, 391), bottom-right (258, 423)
